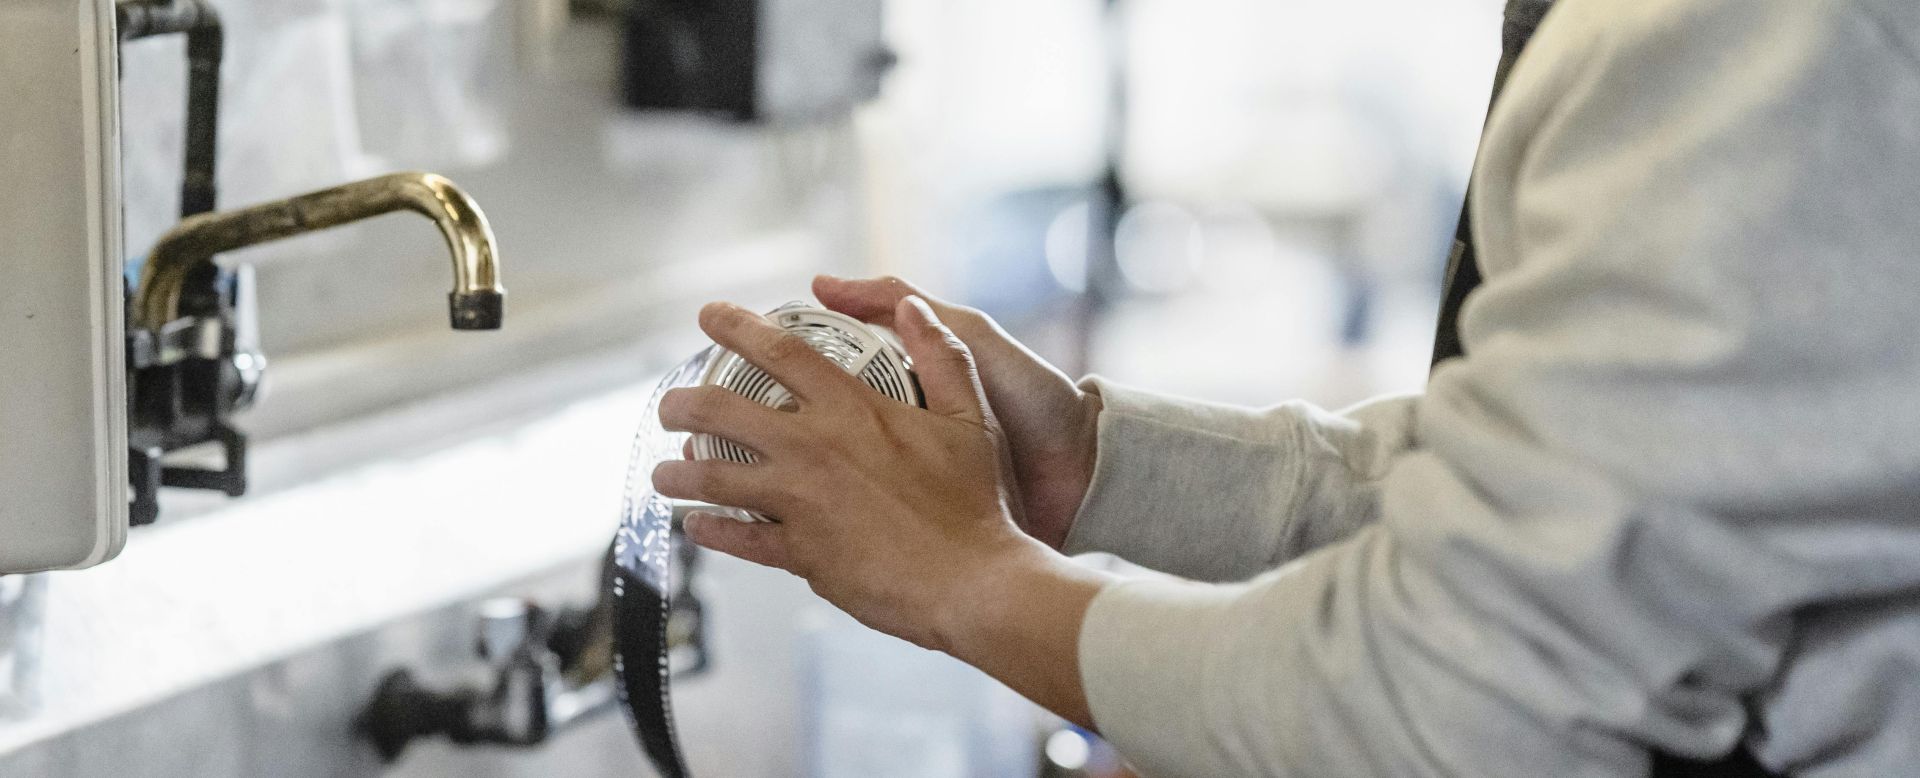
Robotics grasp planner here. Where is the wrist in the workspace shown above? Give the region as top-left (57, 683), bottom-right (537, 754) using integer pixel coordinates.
top-left (931, 536), bottom-right (1114, 726)
top-left (931, 535), bottom-right (1112, 666)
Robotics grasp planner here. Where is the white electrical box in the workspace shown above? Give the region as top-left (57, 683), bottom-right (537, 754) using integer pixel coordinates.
top-left (0, 0), bottom-right (128, 572)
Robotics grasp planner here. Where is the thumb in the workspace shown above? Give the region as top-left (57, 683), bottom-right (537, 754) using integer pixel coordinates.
top-left (895, 295), bottom-right (987, 422)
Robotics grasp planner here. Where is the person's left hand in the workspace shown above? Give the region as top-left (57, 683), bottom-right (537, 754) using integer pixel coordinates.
top-left (650, 297), bottom-right (1053, 653)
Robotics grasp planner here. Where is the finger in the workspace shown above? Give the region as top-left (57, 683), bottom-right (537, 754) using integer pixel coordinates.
top-left (700, 302), bottom-right (859, 403)
top-left (812, 274), bottom-right (924, 324)
top-left (683, 511), bottom-right (794, 571)
top-left (895, 295), bottom-right (988, 422)
top-left (816, 275), bottom-right (997, 360)
top-left (652, 459), bottom-right (783, 513)
top-left (659, 386), bottom-right (791, 452)
top-left (682, 438), bottom-right (695, 460)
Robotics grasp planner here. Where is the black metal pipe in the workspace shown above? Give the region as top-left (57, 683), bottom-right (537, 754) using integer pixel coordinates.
top-left (117, 0), bottom-right (223, 218)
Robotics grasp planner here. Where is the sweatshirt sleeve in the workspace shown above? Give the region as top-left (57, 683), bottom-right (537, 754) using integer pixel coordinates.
top-left (1076, 2), bottom-right (1920, 775)
top-left (1060, 378), bottom-right (1418, 584)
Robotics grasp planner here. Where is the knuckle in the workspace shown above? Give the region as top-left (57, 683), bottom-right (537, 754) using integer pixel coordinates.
top-left (663, 388), bottom-right (734, 431)
top-left (689, 465), bottom-right (722, 495)
top-left (851, 401), bottom-right (895, 439)
top-left (952, 306), bottom-right (991, 334)
top-left (658, 461), bottom-right (722, 499)
top-left (764, 474), bottom-right (801, 506)
top-left (768, 333), bottom-right (815, 364)
top-left (684, 387), bottom-right (726, 425)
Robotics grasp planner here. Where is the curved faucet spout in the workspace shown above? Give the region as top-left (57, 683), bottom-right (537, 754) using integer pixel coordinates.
top-left (132, 171), bottom-right (506, 333)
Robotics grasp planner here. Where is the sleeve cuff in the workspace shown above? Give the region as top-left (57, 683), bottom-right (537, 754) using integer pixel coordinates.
top-left (1060, 377), bottom-right (1309, 583)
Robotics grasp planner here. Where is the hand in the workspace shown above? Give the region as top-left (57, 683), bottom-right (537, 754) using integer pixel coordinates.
top-left (652, 297), bottom-right (1110, 726)
top-left (653, 297), bottom-right (1031, 649)
top-left (812, 275), bottom-right (1100, 550)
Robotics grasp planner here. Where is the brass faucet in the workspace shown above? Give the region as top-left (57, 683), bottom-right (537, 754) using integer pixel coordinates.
top-left (131, 171), bottom-right (506, 334)
top-left (124, 171), bottom-right (506, 526)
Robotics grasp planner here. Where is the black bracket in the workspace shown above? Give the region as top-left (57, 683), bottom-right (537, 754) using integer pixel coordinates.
top-left (119, 0), bottom-right (245, 525)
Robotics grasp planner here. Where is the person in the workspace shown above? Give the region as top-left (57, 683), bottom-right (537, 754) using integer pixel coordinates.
top-left (650, 0), bottom-right (1920, 774)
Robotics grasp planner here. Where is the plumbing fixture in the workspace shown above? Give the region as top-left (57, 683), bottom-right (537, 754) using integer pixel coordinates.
top-left (126, 172), bottom-right (507, 525)
top-left (130, 172), bottom-right (505, 334)
top-left (356, 599), bottom-right (612, 760)
top-left (116, 0), bottom-right (222, 218)
top-left (356, 532), bottom-right (709, 763)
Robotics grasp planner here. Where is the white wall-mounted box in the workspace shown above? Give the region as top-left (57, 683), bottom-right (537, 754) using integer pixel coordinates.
top-left (0, 0), bottom-right (128, 572)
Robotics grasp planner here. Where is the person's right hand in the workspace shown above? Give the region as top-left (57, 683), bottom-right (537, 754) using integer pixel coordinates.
top-left (812, 275), bottom-right (1099, 550)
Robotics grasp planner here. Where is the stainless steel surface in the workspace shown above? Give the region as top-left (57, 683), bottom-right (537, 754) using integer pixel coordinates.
top-left (547, 675), bottom-right (618, 733)
top-left (131, 171), bottom-right (506, 336)
top-left (228, 264), bottom-right (266, 411)
top-left (0, 0), bottom-right (129, 573)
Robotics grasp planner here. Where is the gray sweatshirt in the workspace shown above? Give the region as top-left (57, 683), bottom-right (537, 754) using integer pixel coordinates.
top-left (1065, 0), bottom-right (1920, 775)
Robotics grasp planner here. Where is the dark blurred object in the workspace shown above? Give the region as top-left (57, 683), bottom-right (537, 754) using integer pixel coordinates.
top-left (116, 0), bottom-right (222, 219)
top-left (357, 597), bottom-right (617, 762)
top-left (357, 539), bottom-right (710, 764)
top-left (619, 0), bottom-right (891, 122)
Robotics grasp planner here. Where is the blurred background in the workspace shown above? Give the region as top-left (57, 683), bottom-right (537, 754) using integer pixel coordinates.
top-left (2, 0), bottom-right (1500, 774)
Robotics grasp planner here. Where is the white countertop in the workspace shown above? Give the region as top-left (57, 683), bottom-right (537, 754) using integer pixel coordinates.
top-left (0, 378), bottom-right (657, 753)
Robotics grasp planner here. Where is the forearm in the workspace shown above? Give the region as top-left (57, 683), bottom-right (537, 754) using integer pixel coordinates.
top-left (934, 537), bottom-right (1116, 729)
